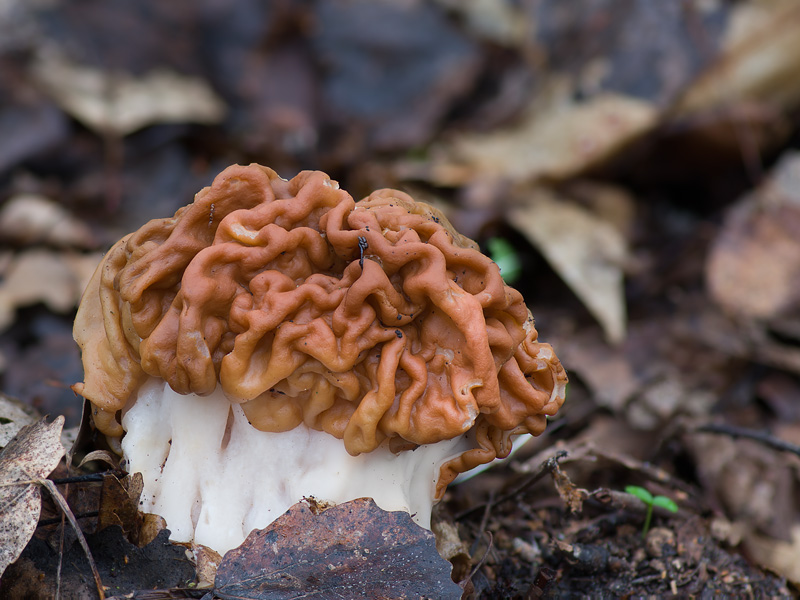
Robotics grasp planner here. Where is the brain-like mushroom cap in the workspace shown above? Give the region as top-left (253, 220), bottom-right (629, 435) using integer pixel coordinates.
top-left (74, 164), bottom-right (566, 495)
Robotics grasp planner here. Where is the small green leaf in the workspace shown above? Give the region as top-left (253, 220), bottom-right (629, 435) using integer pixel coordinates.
top-left (486, 237), bottom-right (522, 284)
top-left (652, 495), bottom-right (678, 513)
top-left (625, 485), bottom-right (653, 505)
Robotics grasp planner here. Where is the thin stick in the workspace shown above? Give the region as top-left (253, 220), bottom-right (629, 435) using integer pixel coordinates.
top-left (457, 450), bottom-right (568, 520)
top-left (38, 510), bottom-right (100, 527)
top-left (462, 530), bottom-right (494, 590)
top-left (695, 423), bottom-right (800, 457)
top-left (56, 512), bottom-right (65, 600)
top-left (469, 491), bottom-right (494, 556)
top-left (40, 479), bottom-right (105, 600)
top-left (51, 473), bottom-right (107, 485)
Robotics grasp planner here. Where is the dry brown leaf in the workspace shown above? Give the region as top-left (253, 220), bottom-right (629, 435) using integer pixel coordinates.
top-left (77, 449), bottom-right (119, 470)
top-left (0, 394), bottom-right (38, 449)
top-left (0, 194), bottom-right (95, 248)
top-left (687, 432), bottom-right (795, 541)
top-left (431, 518), bottom-right (471, 582)
top-left (745, 524), bottom-right (800, 586)
top-left (0, 249), bottom-right (103, 332)
top-left (193, 543), bottom-right (223, 589)
top-left (214, 498), bottom-right (462, 599)
top-left (0, 416), bottom-right (65, 576)
top-left (677, 2), bottom-right (800, 116)
top-left (427, 79), bottom-right (657, 186)
top-left (33, 51), bottom-right (226, 137)
top-left (97, 472), bottom-right (142, 544)
top-left (706, 153), bottom-right (800, 319)
top-left (510, 189), bottom-right (629, 343)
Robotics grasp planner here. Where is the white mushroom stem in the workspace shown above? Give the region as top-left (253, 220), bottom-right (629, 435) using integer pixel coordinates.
top-left (121, 378), bottom-right (471, 555)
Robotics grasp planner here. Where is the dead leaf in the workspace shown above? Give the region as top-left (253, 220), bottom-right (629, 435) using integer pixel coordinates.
top-left (0, 249), bottom-right (102, 332)
top-left (0, 416), bottom-right (65, 576)
top-left (78, 450), bottom-right (120, 470)
top-left (676, 2), bottom-right (800, 116)
top-left (33, 51), bottom-right (226, 137)
top-left (707, 152), bottom-right (800, 319)
top-left (745, 524), bottom-right (800, 585)
top-left (0, 394), bottom-right (38, 449)
top-left (0, 194), bottom-right (95, 249)
top-left (97, 473), bottom-right (142, 544)
top-left (194, 543), bottom-right (223, 588)
top-left (427, 79), bottom-right (657, 186)
top-left (3, 525), bottom-right (195, 597)
top-left (431, 518), bottom-right (471, 582)
top-left (138, 512), bottom-right (167, 548)
top-left (215, 497), bottom-right (462, 600)
top-left (686, 432), bottom-right (795, 541)
top-left (510, 189), bottom-right (629, 343)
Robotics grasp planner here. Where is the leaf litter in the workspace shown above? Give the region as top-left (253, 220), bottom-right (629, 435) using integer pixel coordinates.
top-left (0, 417), bottom-right (65, 577)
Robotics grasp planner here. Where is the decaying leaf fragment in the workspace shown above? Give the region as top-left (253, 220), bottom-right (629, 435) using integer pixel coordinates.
top-left (0, 416), bottom-right (65, 576)
top-left (214, 498), bottom-right (463, 600)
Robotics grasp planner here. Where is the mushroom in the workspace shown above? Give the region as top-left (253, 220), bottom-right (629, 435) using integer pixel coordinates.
top-left (73, 164), bottom-right (566, 554)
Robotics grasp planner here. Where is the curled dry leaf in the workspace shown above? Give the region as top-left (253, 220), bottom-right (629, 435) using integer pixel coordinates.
top-left (78, 449), bottom-right (120, 470)
top-left (510, 189), bottom-right (629, 343)
top-left (194, 543), bottom-right (223, 589)
top-left (214, 498), bottom-right (463, 600)
top-left (431, 518), bottom-right (471, 582)
top-left (0, 416), bottom-right (65, 576)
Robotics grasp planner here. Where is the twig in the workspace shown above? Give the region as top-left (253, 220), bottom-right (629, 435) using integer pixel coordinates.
top-left (56, 512), bottom-right (65, 600)
top-left (469, 491), bottom-right (494, 556)
top-left (51, 473), bottom-right (107, 485)
top-left (456, 450), bottom-right (568, 521)
top-left (461, 530), bottom-right (494, 591)
top-left (41, 479), bottom-right (105, 600)
top-left (2, 478), bottom-right (105, 599)
top-left (39, 510), bottom-right (100, 527)
top-left (695, 423), bottom-right (800, 457)
top-left (590, 488), bottom-right (685, 520)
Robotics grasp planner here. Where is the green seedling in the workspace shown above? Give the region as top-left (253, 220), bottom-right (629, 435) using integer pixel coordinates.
top-left (486, 237), bottom-right (522, 284)
top-left (624, 485), bottom-right (678, 538)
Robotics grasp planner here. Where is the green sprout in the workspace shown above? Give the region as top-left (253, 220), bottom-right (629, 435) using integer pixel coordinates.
top-left (625, 485), bottom-right (678, 538)
top-left (486, 237), bottom-right (522, 284)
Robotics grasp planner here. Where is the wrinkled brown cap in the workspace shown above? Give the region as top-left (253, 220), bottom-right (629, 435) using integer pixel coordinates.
top-left (74, 164), bottom-right (566, 496)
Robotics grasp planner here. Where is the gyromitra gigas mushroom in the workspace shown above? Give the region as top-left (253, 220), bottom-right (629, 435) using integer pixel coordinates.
top-left (73, 164), bottom-right (566, 554)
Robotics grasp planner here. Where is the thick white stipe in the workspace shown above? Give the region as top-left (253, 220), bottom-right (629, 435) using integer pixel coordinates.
top-left (121, 379), bottom-right (470, 554)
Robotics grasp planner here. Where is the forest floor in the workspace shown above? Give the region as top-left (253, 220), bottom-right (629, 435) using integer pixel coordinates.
top-left (1, 1), bottom-right (799, 598)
